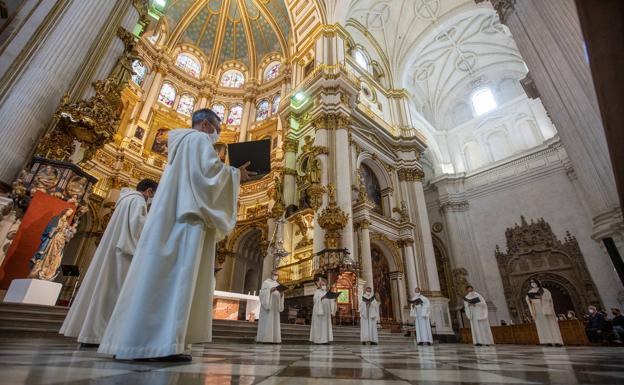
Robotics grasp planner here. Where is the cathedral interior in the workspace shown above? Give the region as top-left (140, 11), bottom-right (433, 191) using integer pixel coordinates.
top-left (0, 1), bottom-right (624, 382)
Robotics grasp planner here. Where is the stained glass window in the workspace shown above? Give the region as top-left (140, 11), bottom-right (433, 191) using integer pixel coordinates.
top-left (256, 100), bottom-right (269, 121)
top-left (220, 69), bottom-right (245, 88)
top-left (158, 83), bottom-right (176, 107)
top-left (264, 62), bottom-right (280, 81)
top-left (354, 49), bottom-right (369, 71)
top-left (177, 94), bottom-right (196, 116)
top-left (227, 104), bottom-right (243, 125)
top-left (212, 103), bottom-right (225, 121)
top-left (272, 94), bottom-right (281, 114)
top-left (175, 54), bottom-right (201, 78)
top-left (131, 60), bottom-right (147, 86)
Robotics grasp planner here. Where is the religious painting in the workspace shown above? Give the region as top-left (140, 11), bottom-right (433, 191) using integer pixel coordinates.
top-left (158, 83), bottom-right (176, 107)
top-left (372, 247), bottom-right (393, 319)
top-left (227, 104), bottom-right (243, 125)
top-left (134, 127), bottom-right (144, 140)
top-left (151, 128), bottom-right (169, 156)
top-left (176, 94), bottom-right (195, 116)
top-left (220, 69), bottom-right (245, 88)
top-left (131, 60), bottom-right (147, 86)
top-left (264, 61), bottom-right (280, 81)
top-left (212, 103), bottom-right (225, 121)
top-left (256, 100), bottom-right (269, 121)
top-left (337, 289), bottom-right (350, 304)
top-left (175, 53), bottom-right (201, 78)
top-left (272, 94), bottom-right (281, 115)
top-left (361, 164), bottom-right (383, 213)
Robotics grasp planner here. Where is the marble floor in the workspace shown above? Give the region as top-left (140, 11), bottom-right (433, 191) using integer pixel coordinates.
top-left (1, 339), bottom-right (623, 385)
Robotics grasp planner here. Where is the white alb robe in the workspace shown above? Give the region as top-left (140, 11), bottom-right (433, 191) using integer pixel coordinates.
top-left (60, 189), bottom-right (147, 344)
top-left (98, 129), bottom-right (239, 359)
top-left (526, 288), bottom-right (563, 345)
top-left (410, 294), bottom-right (433, 343)
top-left (309, 288), bottom-right (336, 344)
top-left (359, 293), bottom-right (379, 343)
top-left (256, 278), bottom-right (284, 343)
top-left (464, 291), bottom-right (494, 345)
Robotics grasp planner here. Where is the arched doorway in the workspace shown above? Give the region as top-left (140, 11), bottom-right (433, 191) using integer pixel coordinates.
top-left (519, 274), bottom-right (582, 321)
top-left (371, 246), bottom-right (393, 320)
top-left (229, 228), bottom-right (264, 294)
top-left (243, 268), bottom-right (259, 295)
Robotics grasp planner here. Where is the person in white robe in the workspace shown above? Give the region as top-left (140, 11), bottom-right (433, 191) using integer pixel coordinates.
top-left (410, 287), bottom-right (433, 345)
top-left (59, 179), bottom-right (157, 347)
top-left (256, 270), bottom-right (284, 343)
top-left (309, 278), bottom-right (336, 344)
top-left (98, 109), bottom-right (254, 361)
top-left (360, 287), bottom-right (379, 345)
top-left (464, 285), bottom-right (494, 346)
top-left (526, 278), bottom-right (563, 346)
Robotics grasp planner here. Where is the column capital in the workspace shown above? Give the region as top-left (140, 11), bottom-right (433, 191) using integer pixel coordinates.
top-left (283, 167), bottom-right (297, 176)
top-left (397, 168), bottom-right (424, 182)
top-left (283, 137), bottom-right (298, 153)
top-left (398, 238), bottom-right (414, 247)
top-left (357, 219), bottom-right (371, 230)
top-left (311, 112), bottom-right (351, 131)
top-left (439, 200), bottom-right (470, 214)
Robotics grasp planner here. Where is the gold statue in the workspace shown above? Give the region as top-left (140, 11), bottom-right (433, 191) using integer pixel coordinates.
top-left (31, 166), bottom-right (60, 194)
top-left (29, 209), bottom-right (77, 281)
top-left (308, 156), bottom-right (321, 184)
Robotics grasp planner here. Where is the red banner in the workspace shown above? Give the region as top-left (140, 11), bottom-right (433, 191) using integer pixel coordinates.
top-left (0, 192), bottom-right (75, 289)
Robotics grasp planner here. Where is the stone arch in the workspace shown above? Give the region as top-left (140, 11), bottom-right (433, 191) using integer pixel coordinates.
top-left (517, 273), bottom-right (585, 321)
top-left (357, 154), bottom-right (392, 217)
top-left (486, 129), bottom-right (511, 162)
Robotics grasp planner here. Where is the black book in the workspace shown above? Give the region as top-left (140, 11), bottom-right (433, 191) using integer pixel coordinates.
top-left (274, 283), bottom-right (289, 292)
top-left (527, 288), bottom-right (544, 299)
top-left (463, 296), bottom-right (481, 304)
top-left (324, 291), bottom-right (340, 300)
top-left (409, 298), bottom-right (424, 305)
top-left (227, 139), bottom-right (271, 182)
top-left (362, 296), bottom-right (375, 304)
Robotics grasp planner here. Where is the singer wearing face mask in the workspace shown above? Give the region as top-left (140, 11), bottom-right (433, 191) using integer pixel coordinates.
top-left (98, 109), bottom-right (255, 362)
top-left (310, 278), bottom-right (336, 344)
top-left (256, 270), bottom-right (285, 343)
top-left (525, 278), bottom-right (563, 346)
top-left (410, 287), bottom-right (433, 346)
top-left (360, 287), bottom-right (380, 345)
top-left (60, 179), bottom-right (158, 347)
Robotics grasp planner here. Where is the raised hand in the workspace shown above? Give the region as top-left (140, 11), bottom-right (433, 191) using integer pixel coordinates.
top-left (238, 161), bottom-right (257, 182)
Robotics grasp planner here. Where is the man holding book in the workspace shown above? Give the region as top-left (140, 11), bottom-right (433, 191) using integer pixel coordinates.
top-left (310, 277), bottom-right (337, 344)
top-left (256, 269), bottom-right (286, 343)
top-left (463, 285), bottom-right (494, 346)
top-left (409, 287), bottom-right (433, 345)
top-left (360, 287), bottom-right (379, 345)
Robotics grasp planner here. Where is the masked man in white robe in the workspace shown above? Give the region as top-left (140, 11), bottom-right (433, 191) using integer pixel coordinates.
top-left (464, 286), bottom-right (494, 346)
top-left (526, 278), bottom-right (563, 346)
top-left (360, 287), bottom-right (379, 345)
top-left (256, 270), bottom-right (284, 343)
top-left (60, 180), bottom-right (157, 347)
top-left (310, 278), bottom-right (336, 344)
top-left (98, 109), bottom-right (254, 362)
top-left (410, 287), bottom-right (433, 346)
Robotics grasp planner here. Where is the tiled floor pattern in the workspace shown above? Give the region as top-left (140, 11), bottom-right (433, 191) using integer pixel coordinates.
top-left (0, 339), bottom-right (623, 384)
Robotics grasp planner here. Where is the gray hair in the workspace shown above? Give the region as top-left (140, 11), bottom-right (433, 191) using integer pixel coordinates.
top-left (192, 108), bottom-right (220, 127)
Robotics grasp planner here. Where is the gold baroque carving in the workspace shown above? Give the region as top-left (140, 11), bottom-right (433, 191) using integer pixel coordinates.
top-left (397, 168), bottom-right (424, 182)
top-left (311, 113), bottom-right (351, 131)
top-left (317, 184), bottom-right (349, 248)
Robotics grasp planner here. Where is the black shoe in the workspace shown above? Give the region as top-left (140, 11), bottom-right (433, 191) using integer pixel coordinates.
top-left (362, 342), bottom-right (367, 345)
top-left (417, 342), bottom-right (424, 346)
top-left (79, 343), bottom-right (99, 349)
top-left (371, 342), bottom-right (378, 345)
top-left (427, 342), bottom-right (432, 346)
top-left (475, 344), bottom-right (482, 346)
top-left (134, 354), bottom-right (192, 362)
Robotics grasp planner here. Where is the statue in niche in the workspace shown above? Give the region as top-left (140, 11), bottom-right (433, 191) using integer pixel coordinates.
top-left (29, 208), bottom-right (77, 281)
top-left (308, 156), bottom-right (321, 184)
top-left (64, 176), bottom-right (88, 202)
top-left (31, 166), bottom-right (60, 194)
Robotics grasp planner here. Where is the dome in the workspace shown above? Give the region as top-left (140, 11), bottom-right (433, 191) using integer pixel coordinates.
top-left (160, 0), bottom-right (291, 76)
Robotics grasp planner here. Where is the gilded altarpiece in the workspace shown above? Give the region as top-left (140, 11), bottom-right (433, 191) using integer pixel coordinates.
top-left (496, 216), bottom-right (602, 323)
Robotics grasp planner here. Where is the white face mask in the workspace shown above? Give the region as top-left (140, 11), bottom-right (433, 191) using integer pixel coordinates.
top-left (530, 282), bottom-right (538, 288)
top-left (415, 291), bottom-right (420, 296)
top-left (272, 275), bottom-right (278, 281)
top-left (147, 197), bottom-right (153, 205)
top-left (589, 309), bottom-right (596, 314)
top-left (208, 131), bottom-right (220, 144)
top-left (321, 285), bottom-right (327, 290)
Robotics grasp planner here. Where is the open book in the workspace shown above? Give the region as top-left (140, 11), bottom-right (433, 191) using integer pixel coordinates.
top-left (463, 296), bottom-right (481, 304)
top-left (228, 139), bottom-right (271, 182)
top-left (408, 298), bottom-right (424, 305)
top-left (323, 291), bottom-right (340, 300)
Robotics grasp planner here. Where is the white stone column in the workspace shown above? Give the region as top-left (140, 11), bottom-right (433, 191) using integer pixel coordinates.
top-left (313, 128), bottom-right (329, 254)
top-left (413, 178), bottom-right (441, 291)
top-left (262, 218), bottom-right (276, 280)
top-left (138, 68), bottom-right (165, 123)
top-left (358, 219), bottom-right (373, 290)
top-left (334, 127), bottom-right (354, 255)
top-left (389, 271), bottom-right (407, 324)
top-left (238, 98), bottom-right (254, 142)
top-left (283, 137), bottom-right (298, 206)
top-left (400, 239), bottom-right (418, 295)
top-left (0, 0), bottom-right (125, 184)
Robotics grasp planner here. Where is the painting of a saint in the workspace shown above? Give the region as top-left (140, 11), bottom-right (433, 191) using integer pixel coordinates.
top-left (151, 128), bottom-right (169, 156)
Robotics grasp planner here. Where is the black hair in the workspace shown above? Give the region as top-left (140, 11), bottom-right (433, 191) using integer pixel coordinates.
top-left (466, 285), bottom-right (473, 290)
top-left (136, 179), bottom-right (158, 192)
top-left (529, 278), bottom-right (542, 287)
top-left (192, 108), bottom-right (221, 127)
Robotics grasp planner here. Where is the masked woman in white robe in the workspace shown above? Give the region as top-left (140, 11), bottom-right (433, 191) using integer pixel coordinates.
top-left (464, 286), bottom-right (494, 346)
top-left (310, 278), bottom-right (335, 344)
top-left (526, 278), bottom-right (563, 346)
top-left (98, 109), bottom-right (253, 361)
top-left (410, 287), bottom-right (433, 345)
top-left (360, 287), bottom-right (379, 345)
top-left (60, 180), bottom-right (156, 346)
top-left (256, 270), bottom-right (284, 343)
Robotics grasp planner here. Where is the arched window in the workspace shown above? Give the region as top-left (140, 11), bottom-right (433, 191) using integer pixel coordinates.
top-left (176, 94), bottom-right (196, 116)
top-left (272, 94), bottom-right (281, 115)
top-left (264, 61), bottom-right (280, 81)
top-left (360, 164), bottom-right (382, 213)
top-left (256, 100), bottom-right (269, 121)
top-left (212, 103), bottom-right (225, 121)
top-left (158, 83), bottom-right (176, 107)
top-left (175, 54), bottom-right (201, 78)
top-left (147, 33), bottom-right (159, 45)
top-left (227, 104), bottom-right (243, 125)
top-left (131, 60), bottom-right (147, 86)
top-left (353, 49), bottom-right (369, 71)
top-left (220, 69), bottom-right (245, 88)
top-left (471, 88), bottom-right (497, 116)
